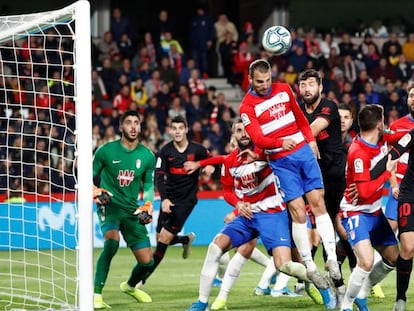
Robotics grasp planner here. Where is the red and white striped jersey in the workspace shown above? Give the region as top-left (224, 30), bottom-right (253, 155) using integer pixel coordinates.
top-left (239, 82), bottom-right (315, 160)
top-left (389, 114), bottom-right (414, 183)
top-left (221, 147), bottom-right (285, 213)
top-left (340, 136), bottom-right (391, 214)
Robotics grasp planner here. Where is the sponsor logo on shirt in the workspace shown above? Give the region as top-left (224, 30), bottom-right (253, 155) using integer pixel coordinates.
top-left (241, 113), bottom-right (250, 125)
top-left (354, 158), bottom-right (363, 173)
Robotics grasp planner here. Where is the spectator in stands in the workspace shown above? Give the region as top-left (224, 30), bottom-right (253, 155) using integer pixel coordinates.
top-left (118, 33), bottom-right (135, 60)
top-left (144, 68), bottom-right (163, 98)
top-left (287, 44), bottom-right (308, 73)
top-left (159, 56), bottom-right (179, 93)
top-left (188, 120), bottom-right (205, 144)
top-left (363, 80), bottom-right (381, 105)
top-left (110, 7), bottom-right (135, 45)
top-left (352, 69), bottom-right (370, 95)
top-left (189, 5), bottom-right (216, 78)
top-left (117, 57), bottom-right (138, 84)
top-left (178, 84), bottom-right (191, 106)
top-left (145, 97), bottom-right (167, 133)
top-left (303, 30), bottom-right (320, 57)
top-left (319, 32), bottom-right (340, 59)
top-left (168, 97), bottom-right (186, 119)
top-left (285, 28), bottom-right (306, 59)
top-left (130, 77), bottom-right (148, 114)
top-left (308, 44), bottom-right (326, 71)
top-left (362, 42), bottom-right (381, 76)
top-left (188, 68), bottom-right (207, 97)
top-left (341, 53), bottom-right (358, 83)
top-left (99, 57), bottom-right (118, 99)
top-left (367, 18), bottom-right (388, 38)
top-left (155, 83), bottom-right (173, 112)
top-left (179, 57), bottom-right (199, 86)
top-left (382, 33), bottom-right (402, 59)
top-left (402, 32), bottom-right (414, 64)
top-left (132, 33), bottom-right (158, 71)
top-left (207, 122), bottom-right (226, 154)
top-left (231, 41), bottom-right (255, 91)
top-left (371, 57), bottom-right (396, 82)
top-left (97, 31), bottom-right (120, 65)
top-left (218, 31), bottom-right (238, 83)
top-left (383, 90), bottom-right (408, 119)
top-left (102, 125), bottom-right (120, 144)
top-left (155, 9), bottom-right (176, 43)
top-left (359, 33), bottom-right (380, 57)
top-left (387, 44), bottom-right (401, 67)
top-left (160, 31), bottom-right (184, 56)
top-left (168, 43), bottom-right (184, 76)
top-left (137, 61), bottom-right (152, 83)
top-left (394, 54), bottom-right (413, 82)
top-left (112, 84), bottom-right (132, 114)
top-left (142, 116), bottom-right (163, 153)
top-left (338, 32), bottom-right (358, 59)
top-left (214, 13), bottom-right (239, 77)
top-left (186, 93), bottom-right (207, 127)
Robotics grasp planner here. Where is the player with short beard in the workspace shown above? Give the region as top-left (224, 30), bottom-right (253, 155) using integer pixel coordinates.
top-left (184, 121), bottom-right (317, 311)
top-left (93, 110), bottom-right (156, 309)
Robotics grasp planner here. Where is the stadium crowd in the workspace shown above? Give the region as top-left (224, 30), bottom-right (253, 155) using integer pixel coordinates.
top-left (2, 6), bottom-right (414, 197)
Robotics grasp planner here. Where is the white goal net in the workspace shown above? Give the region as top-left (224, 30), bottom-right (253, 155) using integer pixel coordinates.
top-left (0, 1), bottom-right (92, 310)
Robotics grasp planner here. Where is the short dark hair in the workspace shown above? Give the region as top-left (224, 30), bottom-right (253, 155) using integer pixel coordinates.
top-left (119, 110), bottom-right (140, 125)
top-left (338, 102), bottom-right (352, 114)
top-left (358, 104), bottom-right (383, 131)
top-left (298, 69), bottom-right (321, 84)
top-left (248, 58), bottom-right (271, 77)
top-left (170, 115), bottom-right (188, 127)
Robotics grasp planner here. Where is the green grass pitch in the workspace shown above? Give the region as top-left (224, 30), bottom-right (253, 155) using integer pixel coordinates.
top-left (94, 245), bottom-right (412, 311)
top-left (0, 245), bottom-right (412, 310)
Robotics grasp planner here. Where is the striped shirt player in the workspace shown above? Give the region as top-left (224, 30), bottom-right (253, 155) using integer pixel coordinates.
top-left (338, 104), bottom-right (399, 311)
top-left (238, 59), bottom-right (338, 308)
top-left (185, 121), bottom-right (313, 311)
top-left (384, 112), bottom-right (414, 231)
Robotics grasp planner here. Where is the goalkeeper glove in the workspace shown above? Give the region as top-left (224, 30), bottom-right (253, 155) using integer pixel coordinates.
top-left (134, 201), bottom-right (153, 225)
top-left (93, 185), bottom-right (113, 205)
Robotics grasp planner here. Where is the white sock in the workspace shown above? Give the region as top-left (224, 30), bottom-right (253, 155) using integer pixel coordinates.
top-left (199, 243), bottom-right (223, 303)
top-left (218, 252), bottom-right (230, 279)
top-left (292, 222), bottom-right (316, 271)
top-left (342, 265), bottom-right (370, 309)
top-left (279, 260), bottom-right (309, 283)
top-left (217, 252), bottom-right (248, 300)
top-left (357, 259), bottom-right (394, 299)
top-left (273, 272), bottom-right (291, 290)
top-left (250, 247), bottom-right (270, 267)
top-left (315, 213), bottom-right (337, 261)
top-left (257, 257), bottom-right (276, 289)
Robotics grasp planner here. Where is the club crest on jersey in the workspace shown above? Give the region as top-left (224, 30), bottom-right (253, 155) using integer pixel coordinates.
top-left (354, 158), bottom-right (363, 173)
top-left (187, 154), bottom-right (195, 161)
top-left (136, 159), bottom-right (141, 169)
top-left (241, 113), bottom-right (250, 125)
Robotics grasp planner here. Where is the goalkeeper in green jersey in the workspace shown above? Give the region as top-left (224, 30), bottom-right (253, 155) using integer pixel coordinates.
top-left (92, 110), bottom-right (156, 309)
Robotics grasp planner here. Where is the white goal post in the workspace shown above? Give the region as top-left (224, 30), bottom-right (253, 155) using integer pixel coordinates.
top-left (0, 1), bottom-right (92, 310)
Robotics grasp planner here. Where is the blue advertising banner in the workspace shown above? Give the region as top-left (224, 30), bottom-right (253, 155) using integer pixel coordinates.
top-left (0, 199), bottom-right (233, 250)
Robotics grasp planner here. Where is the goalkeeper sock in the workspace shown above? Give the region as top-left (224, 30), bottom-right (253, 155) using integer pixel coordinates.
top-left (94, 239), bottom-right (119, 294)
top-left (170, 235), bottom-right (188, 245)
top-left (128, 259), bottom-right (154, 287)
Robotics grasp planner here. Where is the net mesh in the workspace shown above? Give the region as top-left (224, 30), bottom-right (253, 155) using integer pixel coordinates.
top-left (0, 3), bottom-right (81, 310)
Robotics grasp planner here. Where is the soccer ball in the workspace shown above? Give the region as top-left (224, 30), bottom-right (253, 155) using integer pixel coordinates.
top-left (262, 25), bottom-right (292, 55)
